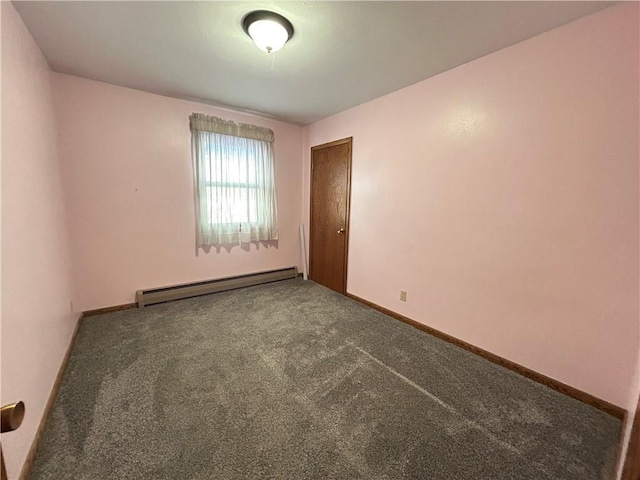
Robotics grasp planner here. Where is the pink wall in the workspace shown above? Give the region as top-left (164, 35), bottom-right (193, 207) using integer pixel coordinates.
top-left (303, 3), bottom-right (639, 408)
top-left (52, 74), bottom-right (303, 312)
top-left (1, 3), bottom-right (78, 478)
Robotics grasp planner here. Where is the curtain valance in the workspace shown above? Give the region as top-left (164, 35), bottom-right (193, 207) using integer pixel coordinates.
top-left (189, 113), bottom-right (274, 143)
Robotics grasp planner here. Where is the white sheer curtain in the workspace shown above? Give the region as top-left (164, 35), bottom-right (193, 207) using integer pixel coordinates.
top-left (190, 114), bottom-right (278, 247)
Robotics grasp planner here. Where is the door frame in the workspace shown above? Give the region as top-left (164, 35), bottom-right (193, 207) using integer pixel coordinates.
top-left (621, 390), bottom-right (640, 479)
top-left (309, 137), bottom-right (353, 294)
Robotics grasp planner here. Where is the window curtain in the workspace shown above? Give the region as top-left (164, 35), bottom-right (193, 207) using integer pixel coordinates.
top-left (190, 113), bottom-right (278, 247)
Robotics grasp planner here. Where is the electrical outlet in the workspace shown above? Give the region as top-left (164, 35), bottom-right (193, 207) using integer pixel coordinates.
top-left (400, 290), bottom-right (407, 302)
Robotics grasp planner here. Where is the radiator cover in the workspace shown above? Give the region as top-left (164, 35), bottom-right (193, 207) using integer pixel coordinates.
top-left (135, 267), bottom-right (298, 307)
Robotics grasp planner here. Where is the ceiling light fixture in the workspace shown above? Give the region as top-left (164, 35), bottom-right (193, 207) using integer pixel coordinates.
top-left (242, 10), bottom-right (294, 54)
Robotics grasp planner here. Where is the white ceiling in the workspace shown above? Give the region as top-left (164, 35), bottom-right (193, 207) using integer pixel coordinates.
top-left (14, 1), bottom-right (614, 125)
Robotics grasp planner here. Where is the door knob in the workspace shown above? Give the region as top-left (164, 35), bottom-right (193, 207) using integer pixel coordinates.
top-left (1, 401), bottom-right (25, 433)
top-left (337, 228), bottom-right (345, 234)
top-left (1, 402), bottom-right (24, 480)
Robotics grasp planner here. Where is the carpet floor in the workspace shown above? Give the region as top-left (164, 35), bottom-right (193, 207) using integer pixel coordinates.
top-left (29, 278), bottom-right (621, 479)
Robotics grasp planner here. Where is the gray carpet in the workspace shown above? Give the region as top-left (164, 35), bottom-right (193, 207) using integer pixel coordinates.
top-left (30, 278), bottom-right (621, 479)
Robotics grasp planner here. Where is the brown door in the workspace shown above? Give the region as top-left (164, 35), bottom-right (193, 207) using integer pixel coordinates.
top-left (309, 137), bottom-right (352, 294)
top-left (1, 448), bottom-right (6, 480)
top-left (622, 391), bottom-right (640, 479)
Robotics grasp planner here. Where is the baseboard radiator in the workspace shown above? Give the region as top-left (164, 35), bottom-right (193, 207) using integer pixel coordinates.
top-left (135, 267), bottom-right (298, 308)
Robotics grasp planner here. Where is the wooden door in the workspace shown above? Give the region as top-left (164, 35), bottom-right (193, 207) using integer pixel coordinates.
top-left (622, 391), bottom-right (640, 479)
top-left (309, 137), bottom-right (352, 294)
top-left (1, 448), bottom-right (7, 480)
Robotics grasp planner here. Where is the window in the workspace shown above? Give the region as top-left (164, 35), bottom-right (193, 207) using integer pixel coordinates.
top-left (190, 113), bottom-right (278, 247)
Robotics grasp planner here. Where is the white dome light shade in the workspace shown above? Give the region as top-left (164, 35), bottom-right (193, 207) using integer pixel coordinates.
top-left (242, 11), bottom-right (294, 54)
top-left (248, 20), bottom-right (288, 53)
